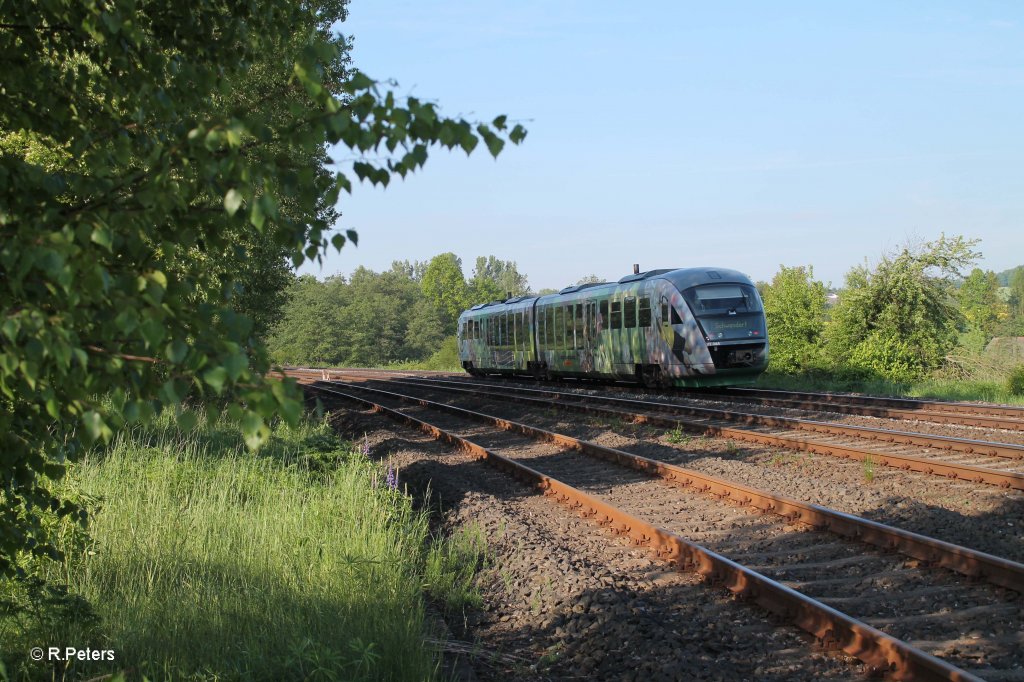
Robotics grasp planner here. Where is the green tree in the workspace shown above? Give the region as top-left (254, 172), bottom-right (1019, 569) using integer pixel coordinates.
top-left (404, 299), bottom-right (447, 359)
top-left (825, 234), bottom-right (979, 382)
top-left (958, 268), bottom-right (1004, 338)
top-left (265, 276), bottom-right (350, 366)
top-left (760, 265), bottom-right (828, 373)
top-left (0, 0), bottom-right (524, 577)
top-left (467, 255), bottom-right (530, 303)
top-left (422, 253), bottom-right (470, 329)
top-left (1008, 267), bottom-right (1024, 332)
top-left (575, 274), bottom-right (603, 286)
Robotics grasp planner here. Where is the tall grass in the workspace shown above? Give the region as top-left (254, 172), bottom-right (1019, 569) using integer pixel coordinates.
top-left (1, 414), bottom-right (446, 681)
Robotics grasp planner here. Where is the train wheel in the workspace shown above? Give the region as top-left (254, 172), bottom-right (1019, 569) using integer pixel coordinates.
top-left (641, 365), bottom-right (663, 389)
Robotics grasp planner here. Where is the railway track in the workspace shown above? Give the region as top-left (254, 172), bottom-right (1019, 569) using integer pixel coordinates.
top-left (710, 387), bottom-right (1024, 432)
top-left (284, 366), bottom-right (1024, 432)
top-left (355, 375), bottom-right (1024, 491)
top-left (306, 379), bottom-right (1024, 681)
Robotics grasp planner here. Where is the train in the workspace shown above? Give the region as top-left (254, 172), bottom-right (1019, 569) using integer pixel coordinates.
top-left (456, 267), bottom-right (768, 388)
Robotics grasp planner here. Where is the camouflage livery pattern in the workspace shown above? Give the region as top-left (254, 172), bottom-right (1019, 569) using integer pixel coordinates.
top-left (457, 267), bottom-right (768, 387)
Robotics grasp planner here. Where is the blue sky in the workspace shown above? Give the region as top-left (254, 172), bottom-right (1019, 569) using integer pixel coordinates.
top-left (308, 1), bottom-right (1023, 290)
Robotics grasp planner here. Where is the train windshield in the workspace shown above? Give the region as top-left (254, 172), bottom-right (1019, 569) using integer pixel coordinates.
top-left (682, 284), bottom-right (762, 315)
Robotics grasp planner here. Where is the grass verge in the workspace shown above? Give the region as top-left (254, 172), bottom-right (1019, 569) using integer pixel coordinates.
top-left (1, 411), bottom-right (485, 681)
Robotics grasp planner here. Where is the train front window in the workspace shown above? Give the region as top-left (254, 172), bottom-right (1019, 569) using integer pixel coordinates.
top-left (683, 284), bottom-right (762, 315)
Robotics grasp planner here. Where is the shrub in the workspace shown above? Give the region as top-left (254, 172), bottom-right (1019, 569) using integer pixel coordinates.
top-left (847, 332), bottom-right (924, 384)
top-left (1008, 365), bottom-right (1024, 396)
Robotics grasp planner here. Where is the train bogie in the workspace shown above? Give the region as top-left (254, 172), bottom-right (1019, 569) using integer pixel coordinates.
top-left (457, 267), bottom-right (768, 387)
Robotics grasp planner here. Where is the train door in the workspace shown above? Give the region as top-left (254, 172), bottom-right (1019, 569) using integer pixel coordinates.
top-left (660, 295), bottom-right (689, 367)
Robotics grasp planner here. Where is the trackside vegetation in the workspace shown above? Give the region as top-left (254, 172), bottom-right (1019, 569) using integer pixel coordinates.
top-left (1, 0), bottom-right (524, 587)
top-left (757, 237), bottom-right (1024, 402)
top-left (0, 410), bottom-right (484, 680)
top-left (268, 255), bottom-right (528, 369)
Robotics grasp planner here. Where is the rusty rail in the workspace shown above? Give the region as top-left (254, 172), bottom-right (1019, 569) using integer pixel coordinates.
top-left (401, 377), bottom-right (1024, 461)
top-left (375, 376), bottom-right (1024, 491)
top-left (701, 387), bottom-right (1024, 431)
top-left (719, 386), bottom-right (1024, 419)
top-left (306, 382), bottom-right (983, 682)
top-left (319, 380), bottom-right (1024, 594)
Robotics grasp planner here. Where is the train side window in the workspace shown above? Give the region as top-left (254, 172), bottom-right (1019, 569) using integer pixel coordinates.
top-left (575, 304), bottom-right (583, 348)
top-left (661, 302), bottom-right (669, 323)
top-left (599, 299), bottom-right (609, 331)
top-left (624, 297), bottom-right (637, 329)
top-left (567, 304), bottom-right (574, 348)
top-left (544, 307), bottom-right (552, 345)
top-left (671, 307), bottom-right (683, 325)
top-left (552, 306), bottom-right (560, 348)
top-left (638, 298), bottom-right (651, 328)
top-left (561, 305), bottom-right (569, 348)
top-left (610, 300), bottom-right (621, 328)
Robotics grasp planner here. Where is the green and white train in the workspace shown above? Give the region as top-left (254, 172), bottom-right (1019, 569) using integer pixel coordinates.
top-left (457, 267), bottom-right (768, 388)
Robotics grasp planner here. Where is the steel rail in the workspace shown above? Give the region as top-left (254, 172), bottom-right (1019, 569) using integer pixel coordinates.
top-left (718, 386), bottom-right (1024, 420)
top-left (699, 388), bottom-right (1024, 432)
top-left (286, 367), bottom-right (1024, 426)
top-left (319, 380), bottom-right (1024, 593)
top-left (306, 382), bottom-right (983, 682)
top-left (401, 376), bottom-right (1024, 462)
top-left (360, 375), bottom-right (1024, 491)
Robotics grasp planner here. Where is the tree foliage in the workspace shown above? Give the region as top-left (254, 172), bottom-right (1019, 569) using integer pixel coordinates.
top-left (959, 268), bottom-right (1005, 338)
top-left (467, 256), bottom-right (530, 303)
top-left (267, 254), bottom-right (527, 367)
top-left (422, 253), bottom-right (471, 329)
top-left (760, 265), bottom-right (828, 373)
top-left (0, 0), bottom-right (525, 576)
top-left (1007, 267), bottom-right (1024, 333)
top-left (825, 234), bottom-right (979, 382)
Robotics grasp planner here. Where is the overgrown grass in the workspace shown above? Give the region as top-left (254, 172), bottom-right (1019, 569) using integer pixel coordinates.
top-left (0, 412), bottom-right (483, 681)
top-left (423, 524), bottom-right (488, 614)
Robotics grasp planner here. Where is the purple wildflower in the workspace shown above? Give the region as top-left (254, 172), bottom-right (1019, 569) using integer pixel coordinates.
top-left (361, 434), bottom-right (370, 457)
top-left (385, 465), bottom-right (398, 490)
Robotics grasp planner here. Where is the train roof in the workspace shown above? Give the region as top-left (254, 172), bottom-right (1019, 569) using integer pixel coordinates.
top-left (459, 267), bottom-right (754, 318)
top-left (656, 267), bottom-right (755, 291)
